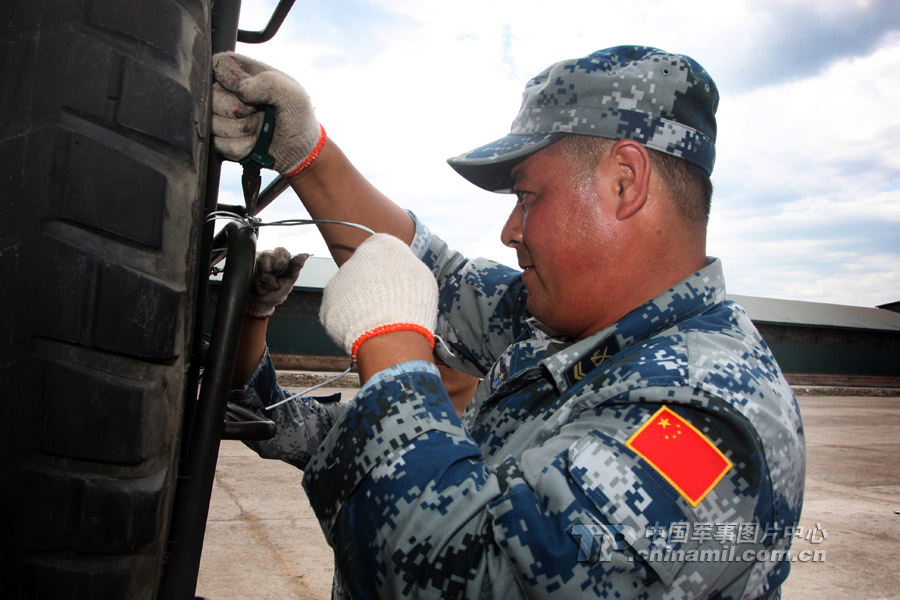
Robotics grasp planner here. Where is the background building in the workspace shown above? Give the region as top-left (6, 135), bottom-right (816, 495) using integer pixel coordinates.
top-left (210, 257), bottom-right (900, 387)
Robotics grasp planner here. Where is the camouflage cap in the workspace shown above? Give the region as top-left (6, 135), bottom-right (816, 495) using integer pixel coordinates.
top-left (447, 45), bottom-right (719, 192)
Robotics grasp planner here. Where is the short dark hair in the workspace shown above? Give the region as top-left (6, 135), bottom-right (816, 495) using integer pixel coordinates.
top-left (647, 148), bottom-right (713, 225)
top-left (550, 135), bottom-right (713, 226)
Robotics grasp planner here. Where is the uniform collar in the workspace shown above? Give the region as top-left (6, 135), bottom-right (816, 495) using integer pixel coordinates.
top-left (542, 258), bottom-right (726, 393)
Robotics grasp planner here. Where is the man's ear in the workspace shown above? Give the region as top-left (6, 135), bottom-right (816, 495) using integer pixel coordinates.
top-left (610, 139), bottom-right (651, 221)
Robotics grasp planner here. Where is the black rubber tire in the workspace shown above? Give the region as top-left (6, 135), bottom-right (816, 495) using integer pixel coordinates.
top-left (0, 1), bottom-right (211, 597)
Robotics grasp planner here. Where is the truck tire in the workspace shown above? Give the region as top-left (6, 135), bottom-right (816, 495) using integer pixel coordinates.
top-left (0, 1), bottom-right (212, 597)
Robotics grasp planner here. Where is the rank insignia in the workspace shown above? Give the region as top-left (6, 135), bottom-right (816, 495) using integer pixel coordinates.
top-left (564, 336), bottom-right (620, 387)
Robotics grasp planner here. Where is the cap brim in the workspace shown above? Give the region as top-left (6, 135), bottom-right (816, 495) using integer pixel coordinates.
top-left (446, 132), bottom-right (565, 193)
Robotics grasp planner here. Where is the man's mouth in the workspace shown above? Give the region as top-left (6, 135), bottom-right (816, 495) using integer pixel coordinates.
top-left (517, 252), bottom-right (533, 272)
top-left (518, 253), bottom-right (535, 276)
top-left (517, 249), bottom-right (535, 278)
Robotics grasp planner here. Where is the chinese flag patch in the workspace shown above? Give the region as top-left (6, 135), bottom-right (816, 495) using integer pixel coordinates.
top-left (626, 406), bottom-right (733, 507)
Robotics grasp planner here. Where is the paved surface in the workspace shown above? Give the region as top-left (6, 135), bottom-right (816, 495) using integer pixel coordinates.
top-left (196, 391), bottom-right (900, 599)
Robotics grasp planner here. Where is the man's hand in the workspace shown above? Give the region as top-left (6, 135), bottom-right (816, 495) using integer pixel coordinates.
top-left (212, 52), bottom-right (325, 176)
top-left (319, 234), bottom-right (438, 361)
top-left (246, 248), bottom-right (309, 318)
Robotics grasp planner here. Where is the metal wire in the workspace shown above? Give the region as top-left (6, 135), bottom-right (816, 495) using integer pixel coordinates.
top-left (204, 211), bottom-right (375, 236)
top-left (263, 362), bottom-right (355, 411)
top-left (259, 218), bottom-right (375, 236)
top-left (203, 210), bottom-right (370, 410)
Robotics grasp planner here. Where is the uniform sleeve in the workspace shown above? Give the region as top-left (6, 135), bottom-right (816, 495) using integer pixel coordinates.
top-left (301, 355), bottom-right (784, 599)
top-left (408, 213), bottom-right (531, 376)
top-left (229, 347), bottom-right (349, 470)
top-left (300, 362), bottom-right (690, 599)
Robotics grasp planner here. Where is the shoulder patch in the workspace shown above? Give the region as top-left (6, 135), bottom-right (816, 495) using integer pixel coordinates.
top-left (626, 406), bottom-right (732, 507)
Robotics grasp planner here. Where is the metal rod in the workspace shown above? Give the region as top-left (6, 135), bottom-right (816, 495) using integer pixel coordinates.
top-left (159, 220), bottom-right (258, 600)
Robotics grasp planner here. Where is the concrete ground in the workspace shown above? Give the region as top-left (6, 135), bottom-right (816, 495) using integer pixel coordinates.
top-left (196, 391), bottom-right (900, 599)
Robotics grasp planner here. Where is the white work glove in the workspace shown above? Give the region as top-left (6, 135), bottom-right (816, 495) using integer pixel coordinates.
top-left (246, 248), bottom-right (309, 318)
top-left (319, 234), bottom-right (438, 359)
top-left (212, 52), bottom-right (325, 176)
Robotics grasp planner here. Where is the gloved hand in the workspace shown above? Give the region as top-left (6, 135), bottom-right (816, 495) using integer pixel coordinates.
top-left (319, 234), bottom-right (438, 360)
top-left (246, 248), bottom-right (309, 318)
top-left (212, 52), bottom-right (326, 176)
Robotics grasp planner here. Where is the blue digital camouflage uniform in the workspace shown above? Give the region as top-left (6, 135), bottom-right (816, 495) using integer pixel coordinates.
top-left (290, 214), bottom-right (806, 599)
top-left (231, 349), bottom-right (348, 470)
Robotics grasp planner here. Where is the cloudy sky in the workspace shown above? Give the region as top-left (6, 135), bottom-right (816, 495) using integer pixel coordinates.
top-left (218, 0), bottom-right (900, 308)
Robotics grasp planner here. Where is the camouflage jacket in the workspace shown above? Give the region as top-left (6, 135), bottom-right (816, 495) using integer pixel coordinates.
top-left (257, 216), bottom-right (805, 599)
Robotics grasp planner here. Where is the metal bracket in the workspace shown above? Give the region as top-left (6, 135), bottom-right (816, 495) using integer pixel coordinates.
top-left (237, 0), bottom-right (297, 44)
top-left (224, 402), bottom-right (277, 441)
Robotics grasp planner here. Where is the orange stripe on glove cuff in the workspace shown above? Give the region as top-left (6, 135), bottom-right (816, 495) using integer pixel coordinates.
top-left (283, 124), bottom-right (327, 177)
top-left (318, 234), bottom-right (439, 362)
top-left (350, 323), bottom-right (435, 361)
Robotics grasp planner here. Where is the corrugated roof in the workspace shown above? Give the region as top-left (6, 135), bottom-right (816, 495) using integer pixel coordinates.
top-left (729, 294), bottom-right (900, 333)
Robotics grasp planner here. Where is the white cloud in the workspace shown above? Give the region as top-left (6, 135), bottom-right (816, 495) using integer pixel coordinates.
top-left (708, 33), bottom-right (900, 305)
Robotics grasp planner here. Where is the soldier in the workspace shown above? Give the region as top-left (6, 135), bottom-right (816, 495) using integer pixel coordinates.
top-left (214, 46), bottom-right (806, 598)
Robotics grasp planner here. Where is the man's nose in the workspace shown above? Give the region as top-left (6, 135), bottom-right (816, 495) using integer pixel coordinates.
top-left (501, 203), bottom-right (523, 248)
